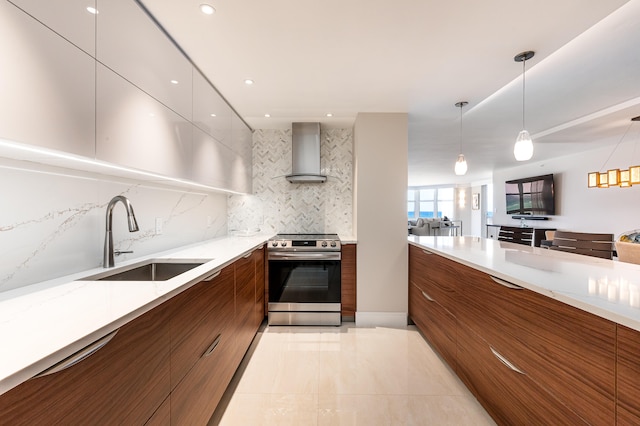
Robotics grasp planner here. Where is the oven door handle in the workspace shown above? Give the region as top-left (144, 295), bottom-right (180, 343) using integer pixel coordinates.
top-left (268, 252), bottom-right (341, 261)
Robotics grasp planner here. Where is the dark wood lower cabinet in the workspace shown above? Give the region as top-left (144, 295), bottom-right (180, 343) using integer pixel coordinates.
top-left (0, 246), bottom-right (266, 425)
top-left (617, 325), bottom-right (640, 425)
top-left (408, 244), bottom-right (627, 426)
top-left (456, 323), bottom-right (588, 425)
top-left (457, 267), bottom-right (616, 425)
top-left (409, 282), bottom-right (456, 371)
top-left (146, 397), bottom-right (171, 425)
top-left (341, 243), bottom-right (357, 318)
top-left (0, 302), bottom-right (172, 425)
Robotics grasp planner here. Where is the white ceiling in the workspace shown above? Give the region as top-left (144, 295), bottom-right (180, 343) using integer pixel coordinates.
top-left (140, 0), bottom-right (640, 186)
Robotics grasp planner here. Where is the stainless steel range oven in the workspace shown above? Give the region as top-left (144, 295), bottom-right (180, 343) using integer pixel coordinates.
top-left (268, 234), bottom-right (341, 326)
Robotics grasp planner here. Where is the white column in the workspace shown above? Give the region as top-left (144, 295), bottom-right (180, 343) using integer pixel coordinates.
top-left (353, 113), bottom-right (408, 327)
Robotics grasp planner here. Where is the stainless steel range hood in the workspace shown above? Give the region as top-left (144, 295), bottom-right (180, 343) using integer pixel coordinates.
top-left (286, 122), bottom-right (327, 183)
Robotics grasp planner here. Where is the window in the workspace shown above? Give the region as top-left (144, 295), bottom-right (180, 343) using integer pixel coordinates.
top-left (408, 187), bottom-right (454, 219)
top-left (407, 190), bottom-right (415, 218)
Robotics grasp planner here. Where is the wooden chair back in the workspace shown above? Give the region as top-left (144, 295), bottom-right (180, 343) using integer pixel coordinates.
top-left (550, 231), bottom-right (614, 259)
top-left (497, 226), bottom-right (534, 246)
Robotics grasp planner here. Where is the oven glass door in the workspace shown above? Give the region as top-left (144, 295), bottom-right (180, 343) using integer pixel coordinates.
top-left (268, 253), bottom-right (341, 304)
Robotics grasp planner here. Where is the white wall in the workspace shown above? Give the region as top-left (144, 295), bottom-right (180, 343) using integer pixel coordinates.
top-left (492, 145), bottom-right (640, 237)
top-left (354, 113), bottom-right (408, 327)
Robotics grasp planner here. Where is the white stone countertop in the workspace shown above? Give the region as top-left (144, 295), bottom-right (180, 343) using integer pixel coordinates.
top-left (409, 235), bottom-right (640, 333)
top-left (0, 233), bottom-right (272, 396)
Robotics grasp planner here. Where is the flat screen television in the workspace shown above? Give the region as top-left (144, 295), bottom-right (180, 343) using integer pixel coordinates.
top-left (505, 174), bottom-right (555, 216)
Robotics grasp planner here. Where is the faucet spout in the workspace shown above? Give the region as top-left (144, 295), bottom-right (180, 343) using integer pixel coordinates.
top-left (104, 195), bottom-right (139, 268)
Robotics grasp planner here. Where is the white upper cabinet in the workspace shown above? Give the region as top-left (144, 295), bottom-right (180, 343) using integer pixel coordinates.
top-left (231, 114), bottom-right (253, 160)
top-left (96, 65), bottom-right (192, 180)
top-left (193, 70), bottom-right (233, 145)
top-left (192, 127), bottom-right (252, 194)
top-left (96, 0), bottom-right (192, 120)
top-left (0, 1), bottom-right (95, 157)
top-left (8, 0), bottom-right (97, 56)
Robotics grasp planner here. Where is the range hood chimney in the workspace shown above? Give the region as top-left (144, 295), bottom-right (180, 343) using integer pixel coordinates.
top-left (286, 122), bottom-right (327, 183)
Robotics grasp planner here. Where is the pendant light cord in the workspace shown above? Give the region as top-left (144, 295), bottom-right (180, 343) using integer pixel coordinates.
top-left (599, 121), bottom-right (634, 171)
top-left (522, 58), bottom-right (526, 130)
top-left (459, 104), bottom-right (463, 154)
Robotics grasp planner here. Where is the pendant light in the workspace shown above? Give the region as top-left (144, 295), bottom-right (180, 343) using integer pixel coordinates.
top-left (513, 51), bottom-right (535, 161)
top-left (454, 101), bottom-right (469, 175)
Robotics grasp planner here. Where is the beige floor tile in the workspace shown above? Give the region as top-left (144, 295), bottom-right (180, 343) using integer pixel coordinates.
top-left (214, 325), bottom-right (495, 426)
top-left (219, 394), bottom-right (318, 426)
top-left (317, 394), bottom-right (495, 426)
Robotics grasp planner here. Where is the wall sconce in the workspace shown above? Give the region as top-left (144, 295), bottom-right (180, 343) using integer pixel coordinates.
top-left (458, 188), bottom-right (466, 208)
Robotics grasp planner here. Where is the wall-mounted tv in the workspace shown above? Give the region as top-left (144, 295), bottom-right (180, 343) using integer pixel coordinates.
top-left (505, 173), bottom-right (555, 216)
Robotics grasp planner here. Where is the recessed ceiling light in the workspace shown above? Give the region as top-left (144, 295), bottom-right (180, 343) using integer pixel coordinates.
top-left (200, 4), bottom-right (215, 15)
top-left (326, 113), bottom-right (333, 117)
top-left (244, 79), bottom-right (254, 85)
top-left (210, 113), bottom-right (217, 117)
top-left (264, 114), bottom-right (271, 118)
top-left (170, 80), bottom-right (179, 84)
top-left (86, 6), bottom-right (99, 14)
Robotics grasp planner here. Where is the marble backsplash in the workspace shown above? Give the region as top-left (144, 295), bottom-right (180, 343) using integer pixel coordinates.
top-left (228, 128), bottom-right (353, 237)
top-left (0, 157), bottom-right (227, 293)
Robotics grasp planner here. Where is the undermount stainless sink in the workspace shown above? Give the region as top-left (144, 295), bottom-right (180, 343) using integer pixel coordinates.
top-left (79, 259), bottom-right (212, 281)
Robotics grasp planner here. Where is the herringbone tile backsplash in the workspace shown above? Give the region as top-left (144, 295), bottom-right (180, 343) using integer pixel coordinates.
top-left (228, 128), bottom-right (353, 237)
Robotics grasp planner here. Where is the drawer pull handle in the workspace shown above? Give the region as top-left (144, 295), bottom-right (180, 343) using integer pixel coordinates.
top-left (243, 250), bottom-right (254, 259)
top-left (490, 347), bottom-right (525, 375)
top-left (490, 276), bottom-right (523, 290)
top-left (33, 329), bottom-right (119, 378)
top-left (422, 250), bottom-right (433, 255)
top-left (203, 334), bottom-right (222, 357)
top-left (202, 270), bottom-right (221, 281)
top-left (421, 290), bottom-right (435, 302)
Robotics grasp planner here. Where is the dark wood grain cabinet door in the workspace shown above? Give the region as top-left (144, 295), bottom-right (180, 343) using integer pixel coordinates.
top-left (0, 303), bottom-right (171, 425)
top-left (170, 269), bottom-right (236, 425)
top-left (341, 243), bottom-right (357, 318)
top-left (409, 244), bottom-right (458, 313)
top-left (409, 281), bottom-right (457, 371)
top-left (254, 245), bottom-right (265, 328)
top-left (233, 249), bottom-right (258, 362)
top-left (457, 266), bottom-right (616, 425)
top-left (456, 323), bottom-right (588, 426)
top-left (618, 324), bottom-right (640, 425)
top-left (169, 264), bottom-right (235, 389)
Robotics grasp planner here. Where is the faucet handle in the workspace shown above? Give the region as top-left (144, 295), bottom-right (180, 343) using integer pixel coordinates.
top-left (114, 250), bottom-right (133, 256)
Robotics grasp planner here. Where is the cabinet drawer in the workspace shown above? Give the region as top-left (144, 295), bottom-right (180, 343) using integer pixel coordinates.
top-left (409, 282), bottom-right (457, 371)
top-left (234, 251), bottom-right (258, 361)
top-left (170, 265), bottom-right (234, 389)
top-left (170, 327), bottom-right (236, 425)
top-left (0, 303), bottom-right (171, 425)
top-left (458, 266), bottom-right (616, 425)
top-left (456, 323), bottom-right (587, 425)
top-left (409, 245), bottom-right (458, 312)
top-left (618, 325), bottom-right (640, 425)
top-left (146, 396), bottom-right (170, 426)
top-left (254, 246), bottom-right (265, 327)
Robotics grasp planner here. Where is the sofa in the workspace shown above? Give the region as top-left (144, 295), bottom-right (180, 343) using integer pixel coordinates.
top-left (409, 218), bottom-right (447, 236)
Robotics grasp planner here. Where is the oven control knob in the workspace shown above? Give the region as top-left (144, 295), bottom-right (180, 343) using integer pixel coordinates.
top-left (330, 241), bottom-right (337, 248)
top-left (321, 241), bottom-right (328, 247)
top-left (271, 241), bottom-right (278, 247)
top-left (281, 241), bottom-right (288, 247)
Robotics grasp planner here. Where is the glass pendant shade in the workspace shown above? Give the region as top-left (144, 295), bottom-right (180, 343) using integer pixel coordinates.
top-left (514, 130), bottom-right (533, 161)
top-left (454, 154), bottom-right (467, 175)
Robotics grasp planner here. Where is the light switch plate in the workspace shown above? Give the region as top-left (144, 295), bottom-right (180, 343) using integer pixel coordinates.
top-left (155, 217), bottom-right (163, 235)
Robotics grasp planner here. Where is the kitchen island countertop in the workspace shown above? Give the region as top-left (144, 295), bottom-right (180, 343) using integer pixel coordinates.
top-left (409, 235), bottom-right (640, 332)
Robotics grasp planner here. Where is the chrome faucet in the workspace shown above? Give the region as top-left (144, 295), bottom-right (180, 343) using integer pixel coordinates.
top-left (104, 195), bottom-right (139, 268)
